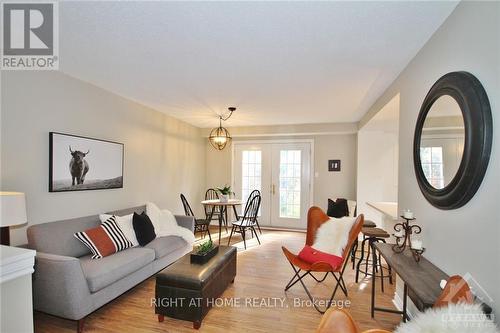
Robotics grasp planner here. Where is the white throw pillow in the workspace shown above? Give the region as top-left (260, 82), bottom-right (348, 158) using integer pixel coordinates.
top-left (99, 213), bottom-right (138, 247)
top-left (312, 217), bottom-right (356, 257)
top-left (146, 202), bottom-right (178, 237)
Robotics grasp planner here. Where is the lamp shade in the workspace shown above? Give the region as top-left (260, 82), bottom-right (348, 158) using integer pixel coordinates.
top-left (0, 192), bottom-right (27, 227)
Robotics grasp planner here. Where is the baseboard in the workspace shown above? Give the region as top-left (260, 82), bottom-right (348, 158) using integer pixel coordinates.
top-left (392, 289), bottom-right (417, 320)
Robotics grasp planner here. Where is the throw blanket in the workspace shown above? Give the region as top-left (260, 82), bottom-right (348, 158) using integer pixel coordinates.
top-left (146, 202), bottom-right (196, 245)
top-left (394, 303), bottom-right (499, 333)
top-left (312, 217), bottom-right (356, 257)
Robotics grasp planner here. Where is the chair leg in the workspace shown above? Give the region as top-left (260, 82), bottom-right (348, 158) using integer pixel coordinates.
top-left (285, 268), bottom-right (310, 291)
top-left (284, 261), bottom-right (346, 314)
top-left (365, 239), bottom-right (372, 277)
top-left (227, 225), bottom-right (235, 245)
top-left (206, 225), bottom-right (212, 241)
top-left (380, 249), bottom-right (385, 293)
top-left (255, 218), bottom-right (262, 234)
top-left (252, 227), bottom-right (261, 245)
top-left (241, 226), bottom-right (247, 250)
top-left (293, 267), bottom-right (338, 314)
top-left (308, 272), bottom-right (329, 283)
top-left (355, 238), bottom-right (368, 283)
top-left (351, 241), bottom-right (358, 269)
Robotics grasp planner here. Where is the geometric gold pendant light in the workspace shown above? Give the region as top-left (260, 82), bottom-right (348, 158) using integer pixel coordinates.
top-left (208, 107), bottom-right (236, 150)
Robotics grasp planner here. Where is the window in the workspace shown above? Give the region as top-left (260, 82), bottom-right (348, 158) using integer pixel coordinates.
top-left (241, 150), bottom-right (262, 206)
top-left (279, 150), bottom-right (301, 219)
top-left (420, 147), bottom-right (444, 189)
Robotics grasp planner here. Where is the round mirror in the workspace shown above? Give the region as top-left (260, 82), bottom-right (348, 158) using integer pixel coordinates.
top-left (414, 72), bottom-right (492, 210)
top-left (419, 95), bottom-right (465, 189)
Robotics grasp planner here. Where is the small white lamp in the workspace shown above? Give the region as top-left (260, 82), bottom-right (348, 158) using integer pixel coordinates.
top-left (0, 192), bottom-right (27, 246)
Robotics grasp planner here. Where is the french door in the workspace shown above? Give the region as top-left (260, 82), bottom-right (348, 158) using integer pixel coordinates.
top-left (233, 141), bottom-right (312, 229)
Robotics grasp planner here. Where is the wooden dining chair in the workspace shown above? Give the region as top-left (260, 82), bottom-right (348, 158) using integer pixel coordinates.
top-left (228, 194), bottom-right (261, 250)
top-left (282, 207), bottom-right (364, 313)
top-left (180, 193), bottom-right (211, 241)
top-left (205, 188), bottom-right (227, 231)
top-left (237, 189), bottom-right (262, 234)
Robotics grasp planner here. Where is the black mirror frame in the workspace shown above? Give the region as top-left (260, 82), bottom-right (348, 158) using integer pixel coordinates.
top-left (413, 71), bottom-right (492, 210)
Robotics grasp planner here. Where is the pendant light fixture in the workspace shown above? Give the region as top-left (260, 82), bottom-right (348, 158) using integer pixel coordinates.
top-left (209, 107), bottom-right (236, 150)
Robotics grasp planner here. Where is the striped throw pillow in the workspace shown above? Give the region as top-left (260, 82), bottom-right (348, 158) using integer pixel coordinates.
top-left (74, 215), bottom-right (133, 259)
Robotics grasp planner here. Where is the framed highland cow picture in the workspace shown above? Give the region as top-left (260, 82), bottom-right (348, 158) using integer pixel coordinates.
top-left (49, 132), bottom-right (124, 192)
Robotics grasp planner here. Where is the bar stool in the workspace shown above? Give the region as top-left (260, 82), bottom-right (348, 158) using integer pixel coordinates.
top-left (355, 227), bottom-right (393, 292)
top-left (350, 220), bottom-right (376, 268)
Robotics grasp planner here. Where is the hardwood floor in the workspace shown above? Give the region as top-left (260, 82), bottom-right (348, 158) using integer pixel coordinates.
top-left (35, 228), bottom-right (402, 333)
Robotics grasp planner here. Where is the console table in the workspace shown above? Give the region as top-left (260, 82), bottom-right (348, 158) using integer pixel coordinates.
top-left (371, 243), bottom-right (448, 322)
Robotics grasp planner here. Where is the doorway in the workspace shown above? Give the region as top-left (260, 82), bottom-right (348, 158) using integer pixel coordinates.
top-left (233, 141), bottom-right (312, 229)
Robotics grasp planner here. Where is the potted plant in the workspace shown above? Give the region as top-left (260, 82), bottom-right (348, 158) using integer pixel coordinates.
top-left (216, 185), bottom-right (233, 203)
top-left (190, 240), bottom-right (219, 264)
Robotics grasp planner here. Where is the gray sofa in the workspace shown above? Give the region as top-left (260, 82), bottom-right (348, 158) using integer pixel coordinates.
top-left (27, 205), bottom-right (194, 327)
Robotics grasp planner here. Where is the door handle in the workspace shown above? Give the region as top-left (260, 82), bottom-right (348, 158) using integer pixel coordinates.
top-left (272, 184), bottom-right (276, 195)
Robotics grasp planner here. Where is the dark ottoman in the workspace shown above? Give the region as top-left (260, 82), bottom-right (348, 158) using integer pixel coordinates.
top-left (155, 245), bottom-right (237, 329)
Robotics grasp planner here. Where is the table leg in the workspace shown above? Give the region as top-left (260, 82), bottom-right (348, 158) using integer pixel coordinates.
top-left (224, 207), bottom-right (228, 232)
top-left (403, 283), bottom-right (408, 322)
top-left (218, 207), bottom-right (223, 244)
top-left (206, 205), bottom-right (215, 240)
top-left (371, 242), bottom-right (376, 318)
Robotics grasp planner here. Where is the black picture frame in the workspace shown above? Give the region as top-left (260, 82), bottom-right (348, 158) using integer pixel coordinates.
top-left (328, 160), bottom-right (341, 172)
top-left (413, 71), bottom-right (492, 210)
top-left (49, 132), bottom-right (124, 192)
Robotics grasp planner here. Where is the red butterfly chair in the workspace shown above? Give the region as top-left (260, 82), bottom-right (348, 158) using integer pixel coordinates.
top-left (282, 206), bottom-right (364, 313)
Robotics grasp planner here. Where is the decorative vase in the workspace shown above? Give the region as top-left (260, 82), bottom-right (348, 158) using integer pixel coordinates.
top-left (220, 194), bottom-right (228, 202)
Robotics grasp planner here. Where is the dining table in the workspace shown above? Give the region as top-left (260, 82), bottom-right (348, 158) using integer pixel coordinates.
top-left (201, 199), bottom-right (244, 244)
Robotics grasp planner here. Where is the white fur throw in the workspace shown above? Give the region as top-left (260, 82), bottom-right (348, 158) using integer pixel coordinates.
top-left (394, 303), bottom-right (499, 333)
top-left (146, 202), bottom-right (195, 245)
top-left (312, 217), bottom-right (356, 257)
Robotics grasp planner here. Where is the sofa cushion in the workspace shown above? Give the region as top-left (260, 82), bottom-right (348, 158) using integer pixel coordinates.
top-left (133, 212), bottom-right (156, 246)
top-left (28, 215), bottom-right (101, 258)
top-left (80, 247), bottom-right (155, 293)
top-left (145, 236), bottom-right (188, 259)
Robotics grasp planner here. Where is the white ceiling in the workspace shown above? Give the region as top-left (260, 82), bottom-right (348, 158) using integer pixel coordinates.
top-left (59, 1), bottom-right (458, 128)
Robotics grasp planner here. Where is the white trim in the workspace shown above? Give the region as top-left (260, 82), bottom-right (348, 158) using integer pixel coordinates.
top-left (229, 131), bottom-right (356, 138)
top-left (0, 246), bottom-right (36, 284)
top-left (233, 138), bottom-right (315, 145)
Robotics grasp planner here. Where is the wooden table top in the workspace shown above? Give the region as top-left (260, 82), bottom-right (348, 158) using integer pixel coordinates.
top-left (201, 199), bottom-right (243, 206)
top-left (375, 243), bottom-right (448, 310)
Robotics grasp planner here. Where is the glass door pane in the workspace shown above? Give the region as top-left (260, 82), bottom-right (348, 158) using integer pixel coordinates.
top-left (242, 150), bottom-right (262, 212)
top-left (279, 150), bottom-right (301, 219)
top-left (271, 143), bottom-right (310, 229)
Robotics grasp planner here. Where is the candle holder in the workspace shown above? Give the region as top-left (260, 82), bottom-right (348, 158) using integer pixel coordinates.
top-left (392, 216), bottom-right (425, 261)
top-left (411, 247), bottom-right (425, 262)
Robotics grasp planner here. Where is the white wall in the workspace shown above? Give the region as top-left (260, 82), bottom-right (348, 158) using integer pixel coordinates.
top-left (357, 130), bottom-right (399, 225)
top-left (1, 71), bottom-right (206, 245)
top-left (361, 1), bottom-right (500, 320)
top-left (357, 94), bottom-right (399, 227)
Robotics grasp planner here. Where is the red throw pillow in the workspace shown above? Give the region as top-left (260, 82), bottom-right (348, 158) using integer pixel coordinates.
top-left (74, 216), bottom-right (133, 259)
top-left (298, 245), bottom-right (344, 270)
